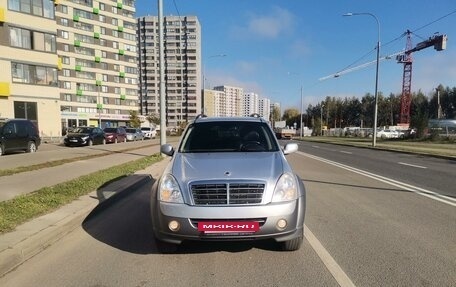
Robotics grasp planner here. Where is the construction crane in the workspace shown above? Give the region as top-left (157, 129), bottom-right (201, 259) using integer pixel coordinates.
top-left (397, 30), bottom-right (447, 125)
top-left (319, 31), bottom-right (447, 126)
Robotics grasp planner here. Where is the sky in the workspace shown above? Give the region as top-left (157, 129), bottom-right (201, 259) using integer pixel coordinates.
top-left (134, 0), bottom-right (456, 110)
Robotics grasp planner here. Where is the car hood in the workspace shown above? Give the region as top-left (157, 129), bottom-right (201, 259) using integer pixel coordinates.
top-left (169, 152), bottom-right (287, 184)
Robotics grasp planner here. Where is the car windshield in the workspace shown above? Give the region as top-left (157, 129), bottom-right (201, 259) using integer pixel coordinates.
top-left (180, 121), bottom-right (279, 153)
top-left (74, 127), bottom-right (92, 133)
top-left (104, 128), bottom-right (116, 133)
top-left (126, 128), bottom-right (136, 133)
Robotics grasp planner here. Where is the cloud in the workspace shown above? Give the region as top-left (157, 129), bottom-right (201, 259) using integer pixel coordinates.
top-left (231, 6), bottom-right (295, 40)
top-left (289, 39), bottom-right (311, 58)
top-left (413, 50), bottom-right (456, 94)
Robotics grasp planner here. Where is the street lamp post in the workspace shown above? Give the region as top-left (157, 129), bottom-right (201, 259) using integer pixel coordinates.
top-left (320, 104), bottom-right (324, 136)
top-left (344, 12), bottom-right (380, 147)
top-left (300, 86), bottom-right (303, 138)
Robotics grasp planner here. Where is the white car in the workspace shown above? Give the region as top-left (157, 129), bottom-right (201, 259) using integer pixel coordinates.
top-left (141, 127), bottom-right (157, 139)
top-left (376, 129), bottom-right (399, 139)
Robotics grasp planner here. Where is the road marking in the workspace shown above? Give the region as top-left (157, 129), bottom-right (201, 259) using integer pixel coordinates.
top-left (398, 162), bottom-right (427, 169)
top-left (312, 145), bottom-right (320, 148)
top-left (297, 151), bottom-right (456, 207)
top-left (340, 151), bottom-right (353, 155)
top-left (304, 225), bottom-right (356, 287)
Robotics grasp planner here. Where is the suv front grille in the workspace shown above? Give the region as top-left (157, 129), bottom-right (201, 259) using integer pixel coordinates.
top-left (191, 183), bottom-right (265, 205)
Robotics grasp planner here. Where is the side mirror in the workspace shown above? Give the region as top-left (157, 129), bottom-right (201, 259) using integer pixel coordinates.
top-left (283, 143), bottom-right (298, 155)
top-left (160, 144), bottom-right (174, 156)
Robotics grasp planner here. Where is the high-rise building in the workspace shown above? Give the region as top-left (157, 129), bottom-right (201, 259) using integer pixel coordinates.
top-left (259, 97), bottom-right (271, 121)
top-left (55, 0), bottom-right (139, 131)
top-left (214, 85), bottom-right (243, 117)
top-left (137, 15), bottom-right (201, 128)
top-left (242, 92), bottom-right (259, 117)
top-left (0, 0), bottom-right (60, 137)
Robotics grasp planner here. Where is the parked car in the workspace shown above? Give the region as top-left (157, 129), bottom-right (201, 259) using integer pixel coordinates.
top-left (103, 127), bottom-right (127, 144)
top-left (150, 115), bottom-right (306, 251)
top-left (0, 118), bottom-right (41, 156)
top-left (376, 129), bottom-right (399, 139)
top-left (125, 128), bottom-right (144, 141)
top-left (64, 126), bottom-right (106, 146)
top-left (140, 126), bottom-right (157, 139)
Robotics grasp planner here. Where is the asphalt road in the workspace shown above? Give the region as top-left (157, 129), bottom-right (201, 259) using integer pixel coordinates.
top-left (1, 141), bottom-right (454, 286)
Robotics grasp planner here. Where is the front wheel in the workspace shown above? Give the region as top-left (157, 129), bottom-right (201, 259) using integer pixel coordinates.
top-left (281, 236), bottom-right (303, 251)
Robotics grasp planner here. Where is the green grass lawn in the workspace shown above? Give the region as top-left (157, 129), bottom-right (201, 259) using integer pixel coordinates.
top-left (0, 153), bottom-right (162, 234)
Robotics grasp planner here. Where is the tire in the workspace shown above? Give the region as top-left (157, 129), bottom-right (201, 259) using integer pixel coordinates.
top-left (281, 236), bottom-right (303, 251)
top-left (0, 144), bottom-right (4, 156)
top-left (123, 137), bottom-right (127, 143)
top-left (114, 138), bottom-right (118, 144)
top-left (26, 141), bottom-right (37, 153)
top-left (102, 138), bottom-right (106, 145)
top-left (88, 139), bottom-right (93, 146)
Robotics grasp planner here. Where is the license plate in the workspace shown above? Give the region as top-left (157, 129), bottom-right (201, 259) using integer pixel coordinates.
top-left (70, 139), bottom-right (78, 142)
top-left (198, 221), bottom-right (259, 233)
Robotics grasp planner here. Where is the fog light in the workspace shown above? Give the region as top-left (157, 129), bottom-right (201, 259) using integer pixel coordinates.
top-left (168, 220), bottom-right (180, 232)
top-left (276, 219), bottom-right (287, 230)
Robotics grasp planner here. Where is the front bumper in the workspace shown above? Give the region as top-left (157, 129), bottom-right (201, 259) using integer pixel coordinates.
top-left (151, 197), bottom-right (305, 244)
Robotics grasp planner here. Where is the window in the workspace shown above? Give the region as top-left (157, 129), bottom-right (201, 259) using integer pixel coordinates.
top-left (61, 56), bottom-right (70, 65)
top-left (8, 0), bottom-right (54, 18)
top-left (63, 44), bottom-right (69, 52)
top-left (60, 18), bottom-right (69, 26)
top-left (59, 30), bottom-right (69, 39)
top-left (62, 69), bottom-right (70, 77)
top-left (99, 2), bottom-right (104, 10)
top-left (63, 94), bottom-right (72, 101)
top-left (10, 27), bottom-right (31, 49)
top-left (60, 4), bottom-right (67, 13)
top-left (112, 18), bottom-right (118, 26)
top-left (63, 81), bottom-right (71, 89)
top-left (102, 74), bottom-right (108, 81)
top-left (14, 101), bottom-right (37, 121)
top-left (100, 27), bottom-right (106, 35)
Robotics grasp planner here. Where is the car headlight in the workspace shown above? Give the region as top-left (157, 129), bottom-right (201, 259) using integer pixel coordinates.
top-left (81, 136), bottom-right (89, 140)
top-left (272, 173), bottom-right (298, 202)
top-left (159, 174), bottom-right (184, 203)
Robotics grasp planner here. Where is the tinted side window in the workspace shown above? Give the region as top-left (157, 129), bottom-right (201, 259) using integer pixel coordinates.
top-left (16, 122), bottom-right (27, 137)
top-left (4, 123), bottom-right (16, 134)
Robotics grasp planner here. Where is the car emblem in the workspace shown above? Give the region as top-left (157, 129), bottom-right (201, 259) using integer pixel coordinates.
top-left (224, 171), bottom-right (231, 176)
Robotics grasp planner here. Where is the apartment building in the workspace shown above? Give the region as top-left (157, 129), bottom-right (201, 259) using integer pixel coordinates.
top-left (55, 0), bottom-right (139, 131)
top-left (242, 92), bottom-right (259, 117)
top-left (0, 0), bottom-right (60, 137)
top-left (137, 15), bottom-right (201, 128)
top-left (213, 85), bottom-right (243, 117)
top-left (202, 89), bottom-right (224, 117)
top-left (258, 97), bottom-right (271, 121)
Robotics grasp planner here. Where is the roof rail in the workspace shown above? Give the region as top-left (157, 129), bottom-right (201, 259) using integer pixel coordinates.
top-left (195, 114), bottom-right (207, 120)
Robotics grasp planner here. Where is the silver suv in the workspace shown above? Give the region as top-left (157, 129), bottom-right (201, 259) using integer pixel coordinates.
top-left (151, 115), bottom-right (306, 251)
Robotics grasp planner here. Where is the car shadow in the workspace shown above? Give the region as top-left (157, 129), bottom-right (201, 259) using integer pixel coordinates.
top-left (82, 177), bottom-right (282, 255)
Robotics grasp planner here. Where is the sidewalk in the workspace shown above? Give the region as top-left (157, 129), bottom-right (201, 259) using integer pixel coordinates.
top-left (0, 144), bottom-right (171, 277)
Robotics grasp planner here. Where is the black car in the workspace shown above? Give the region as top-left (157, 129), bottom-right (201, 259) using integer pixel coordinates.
top-left (0, 118), bottom-right (41, 156)
top-left (64, 126), bottom-right (106, 147)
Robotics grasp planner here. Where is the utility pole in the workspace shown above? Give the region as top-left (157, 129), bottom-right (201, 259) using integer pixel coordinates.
top-left (158, 0), bottom-right (166, 145)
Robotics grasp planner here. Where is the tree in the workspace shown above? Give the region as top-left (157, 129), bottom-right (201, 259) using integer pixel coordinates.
top-left (146, 113), bottom-right (160, 126)
top-left (282, 108), bottom-right (300, 128)
top-left (129, 110), bottom-right (142, 128)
